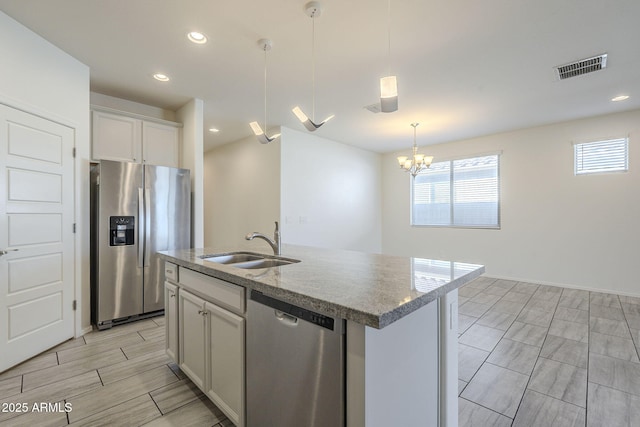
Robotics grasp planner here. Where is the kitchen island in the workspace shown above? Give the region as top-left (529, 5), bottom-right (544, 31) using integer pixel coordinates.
top-left (159, 244), bottom-right (484, 427)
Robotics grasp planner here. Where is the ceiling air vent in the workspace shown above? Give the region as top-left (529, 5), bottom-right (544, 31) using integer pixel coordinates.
top-left (555, 54), bottom-right (608, 80)
top-left (364, 103), bottom-right (381, 113)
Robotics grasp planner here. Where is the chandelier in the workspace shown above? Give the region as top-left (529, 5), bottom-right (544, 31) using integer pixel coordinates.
top-left (397, 123), bottom-right (433, 177)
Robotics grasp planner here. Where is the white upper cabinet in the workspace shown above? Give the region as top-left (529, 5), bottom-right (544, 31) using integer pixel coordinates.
top-left (92, 109), bottom-right (181, 167)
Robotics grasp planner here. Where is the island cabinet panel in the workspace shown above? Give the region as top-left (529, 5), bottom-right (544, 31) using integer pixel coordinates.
top-left (206, 302), bottom-right (245, 427)
top-left (167, 263), bottom-right (246, 427)
top-left (178, 289), bottom-right (207, 390)
top-left (164, 281), bottom-right (179, 362)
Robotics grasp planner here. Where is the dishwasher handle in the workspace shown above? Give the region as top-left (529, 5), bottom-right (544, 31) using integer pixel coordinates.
top-left (275, 310), bottom-right (298, 326)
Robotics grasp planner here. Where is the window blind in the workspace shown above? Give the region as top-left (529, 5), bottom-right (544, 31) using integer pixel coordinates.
top-left (412, 154), bottom-right (499, 228)
top-left (574, 138), bottom-right (628, 175)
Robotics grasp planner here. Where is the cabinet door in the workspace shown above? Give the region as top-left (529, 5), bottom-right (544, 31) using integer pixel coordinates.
top-left (206, 301), bottom-right (245, 427)
top-left (142, 121), bottom-right (180, 167)
top-left (164, 281), bottom-right (179, 363)
top-left (92, 110), bottom-right (142, 162)
top-left (178, 290), bottom-right (207, 390)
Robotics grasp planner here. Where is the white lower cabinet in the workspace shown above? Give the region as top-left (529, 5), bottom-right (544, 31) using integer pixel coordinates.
top-left (206, 302), bottom-right (245, 426)
top-left (167, 263), bottom-right (245, 427)
top-left (178, 289), bottom-right (207, 390)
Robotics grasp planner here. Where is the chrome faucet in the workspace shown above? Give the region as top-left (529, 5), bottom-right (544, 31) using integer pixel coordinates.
top-left (245, 221), bottom-right (281, 255)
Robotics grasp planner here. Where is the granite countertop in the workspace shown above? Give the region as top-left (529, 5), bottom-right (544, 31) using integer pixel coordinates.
top-left (158, 244), bottom-right (484, 329)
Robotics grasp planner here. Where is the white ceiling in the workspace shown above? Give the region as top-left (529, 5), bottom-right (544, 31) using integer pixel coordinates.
top-left (1, 0), bottom-right (639, 153)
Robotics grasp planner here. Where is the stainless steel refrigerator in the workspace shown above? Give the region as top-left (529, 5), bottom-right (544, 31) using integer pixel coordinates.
top-left (90, 160), bottom-right (191, 329)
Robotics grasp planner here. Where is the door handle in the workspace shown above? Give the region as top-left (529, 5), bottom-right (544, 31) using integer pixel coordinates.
top-left (138, 188), bottom-right (144, 268)
top-left (144, 189), bottom-right (151, 267)
top-left (0, 249), bottom-right (19, 256)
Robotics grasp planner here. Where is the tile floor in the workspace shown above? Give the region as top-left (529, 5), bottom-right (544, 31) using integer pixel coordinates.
top-left (458, 276), bottom-right (640, 426)
top-left (0, 317), bottom-right (231, 427)
top-left (1, 276), bottom-right (639, 426)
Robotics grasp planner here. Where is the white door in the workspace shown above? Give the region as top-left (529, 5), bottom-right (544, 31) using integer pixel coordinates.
top-left (0, 104), bottom-right (75, 372)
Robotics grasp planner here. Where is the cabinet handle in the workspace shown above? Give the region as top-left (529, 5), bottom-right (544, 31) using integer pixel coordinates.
top-left (198, 310), bottom-right (208, 317)
top-left (169, 293), bottom-right (175, 298)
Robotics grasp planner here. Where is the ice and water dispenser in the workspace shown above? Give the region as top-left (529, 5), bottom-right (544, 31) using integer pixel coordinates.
top-left (109, 216), bottom-right (135, 246)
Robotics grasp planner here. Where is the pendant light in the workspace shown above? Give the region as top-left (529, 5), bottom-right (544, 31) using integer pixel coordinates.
top-left (380, 0), bottom-right (398, 112)
top-left (397, 123), bottom-right (433, 177)
top-left (249, 39), bottom-right (281, 144)
top-left (292, 1), bottom-right (334, 131)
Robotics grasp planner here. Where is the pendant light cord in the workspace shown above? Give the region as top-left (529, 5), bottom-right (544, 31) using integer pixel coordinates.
top-left (263, 46), bottom-right (268, 130)
top-left (387, 0), bottom-right (391, 76)
top-left (311, 11), bottom-right (316, 122)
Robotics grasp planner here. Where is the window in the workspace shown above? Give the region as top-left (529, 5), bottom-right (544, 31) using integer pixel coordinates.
top-left (574, 138), bottom-right (628, 175)
top-left (412, 154), bottom-right (499, 228)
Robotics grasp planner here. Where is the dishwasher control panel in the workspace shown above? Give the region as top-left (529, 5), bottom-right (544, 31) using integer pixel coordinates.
top-left (251, 290), bottom-right (335, 331)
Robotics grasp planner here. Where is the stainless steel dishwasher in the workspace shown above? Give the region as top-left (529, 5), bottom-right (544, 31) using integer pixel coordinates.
top-left (247, 290), bottom-right (345, 427)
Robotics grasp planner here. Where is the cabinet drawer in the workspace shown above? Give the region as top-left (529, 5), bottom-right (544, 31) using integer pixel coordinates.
top-left (179, 267), bottom-right (245, 314)
top-left (165, 262), bottom-right (178, 282)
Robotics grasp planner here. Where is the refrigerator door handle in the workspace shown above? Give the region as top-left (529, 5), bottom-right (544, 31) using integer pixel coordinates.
top-left (144, 189), bottom-right (151, 267)
top-left (138, 187), bottom-right (145, 268)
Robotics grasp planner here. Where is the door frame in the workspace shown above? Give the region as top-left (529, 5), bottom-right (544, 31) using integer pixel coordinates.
top-left (0, 95), bottom-right (85, 340)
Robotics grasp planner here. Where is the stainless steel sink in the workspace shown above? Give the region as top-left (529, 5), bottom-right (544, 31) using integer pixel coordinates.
top-left (231, 258), bottom-right (299, 269)
top-left (201, 252), bottom-right (264, 264)
top-left (200, 251), bottom-right (300, 269)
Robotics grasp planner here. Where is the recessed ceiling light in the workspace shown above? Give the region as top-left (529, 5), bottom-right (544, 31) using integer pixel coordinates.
top-left (153, 73), bottom-right (170, 82)
top-left (209, 128), bottom-right (219, 133)
top-left (187, 31), bottom-right (208, 44)
top-left (611, 95), bottom-right (630, 102)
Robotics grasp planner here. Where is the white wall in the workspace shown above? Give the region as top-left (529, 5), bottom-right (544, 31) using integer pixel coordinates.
top-left (203, 133), bottom-right (281, 252)
top-left (177, 99), bottom-right (205, 247)
top-left (280, 127), bottom-right (382, 252)
top-left (382, 109), bottom-right (640, 296)
top-left (0, 11), bottom-right (91, 333)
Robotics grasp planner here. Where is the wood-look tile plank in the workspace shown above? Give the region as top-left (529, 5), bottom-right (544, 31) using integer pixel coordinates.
top-left (512, 389), bottom-right (585, 427)
top-left (67, 365), bottom-right (178, 423)
top-left (560, 289), bottom-right (589, 300)
top-left (540, 335), bottom-right (588, 369)
top-left (622, 302), bottom-right (640, 317)
top-left (589, 353), bottom-right (640, 397)
top-left (516, 307), bottom-right (554, 328)
top-left (587, 382), bottom-right (640, 427)
top-left (150, 378), bottom-right (205, 414)
top-left (121, 337), bottom-right (166, 360)
top-left (1, 407), bottom-right (69, 427)
top-left (459, 324), bottom-right (504, 352)
top-left (82, 319), bottom-right (159, 344)
top-left (140, 397), bottom-right (227, 427)
top-left (458, 380), bottom-right (467, 396)
top-left (492, 279), bottom-right (517, 290)
top-left (524, 298), bottom-right (558, 313)
top-left (152, 316), bottom-right (166, 327)
top-left (624, 313), bottom-right (640, 330)
top-left (22, 348), bottom-right (126, 391)
top-left (168, 363), bottom-right (187, 380)
top-left (619, 295), bottom-right (640, 306)
top-left (487, 338), bottom-right (541, 375)
top-left (0, 376), bottom-right (22, 400)
top-left (0, 370), bottom-right (102, 423)
top-left (548, 319), bottom-right (588, 343)
top-left (527, 357), bottom-right (587, 407)
top-left (0, 353), bottom-right (58, 381)
top-left (139, 327), bottom-right (165, 341)
top-left (458, 397), bottom-right (512, 427)
top-left (97, 349), bottom-right (171, 385)
top-left (484, 285), bottom-right (511, 297)
top-left (466, 276), bottom-right (496, 289)
top-left (68, 393), bottom-right (161, 427)
top-left (44, 337), bottom-right (86, 355)
top-left (504, 321), bottom-right (548, 347)
top-left (459, 286), bottom-right (483, 298)
top-left (461, 362), bottom-right (529, 418)
top-left (57, 332), bottom-right (143, 364)
top-left (458, 343), bottom-right (490, 382)
top-left (470, 292), bottom-right (502, 306)
top-left (589, 332), bottom-right (639, 362)
top-left (476, 310), bottom-right (517, 331)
